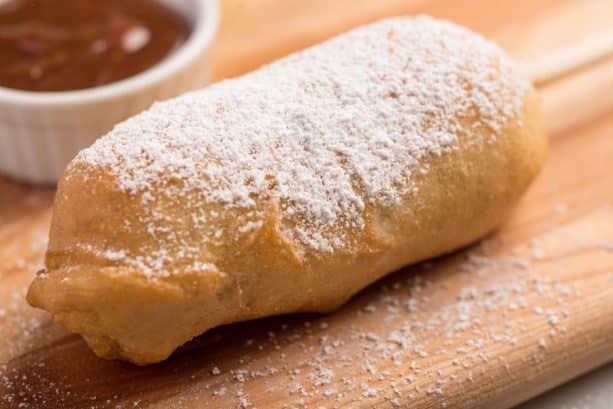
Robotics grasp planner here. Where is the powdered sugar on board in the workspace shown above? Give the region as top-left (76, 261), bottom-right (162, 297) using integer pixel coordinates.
top-left (74, 16), bottom-right (526, 259)
top-left (3, 208), bottom-right (612, 408)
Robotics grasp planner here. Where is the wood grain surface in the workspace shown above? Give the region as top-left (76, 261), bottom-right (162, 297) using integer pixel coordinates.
top-left (1, 0), bottom-right (612, 408)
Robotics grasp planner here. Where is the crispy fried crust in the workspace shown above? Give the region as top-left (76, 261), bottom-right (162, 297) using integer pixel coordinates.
top-left (27, 18), bottom-right (547, 365)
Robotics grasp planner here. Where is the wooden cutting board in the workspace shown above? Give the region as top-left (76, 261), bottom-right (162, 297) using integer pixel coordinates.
top-left (1, 1), bottom-right (612, 408)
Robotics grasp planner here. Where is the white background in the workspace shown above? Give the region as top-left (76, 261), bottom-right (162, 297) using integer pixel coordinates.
top-left (518, 363), bottom-right (613, 409)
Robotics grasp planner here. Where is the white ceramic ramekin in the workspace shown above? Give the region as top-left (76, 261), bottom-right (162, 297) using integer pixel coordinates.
top-left (0, 0), bottom-right (219, 185)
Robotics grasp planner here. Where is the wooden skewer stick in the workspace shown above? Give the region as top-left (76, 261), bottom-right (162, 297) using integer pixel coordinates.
top-left (525, 29), bottom-right (613, 88)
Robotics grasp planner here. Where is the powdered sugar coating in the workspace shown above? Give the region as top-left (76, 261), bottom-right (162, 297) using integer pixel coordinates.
top-left (75, 16), bottom-right (526, 256)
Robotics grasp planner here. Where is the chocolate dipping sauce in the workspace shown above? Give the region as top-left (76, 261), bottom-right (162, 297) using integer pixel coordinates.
top-left (0, 0), bottom-right (191, 92)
